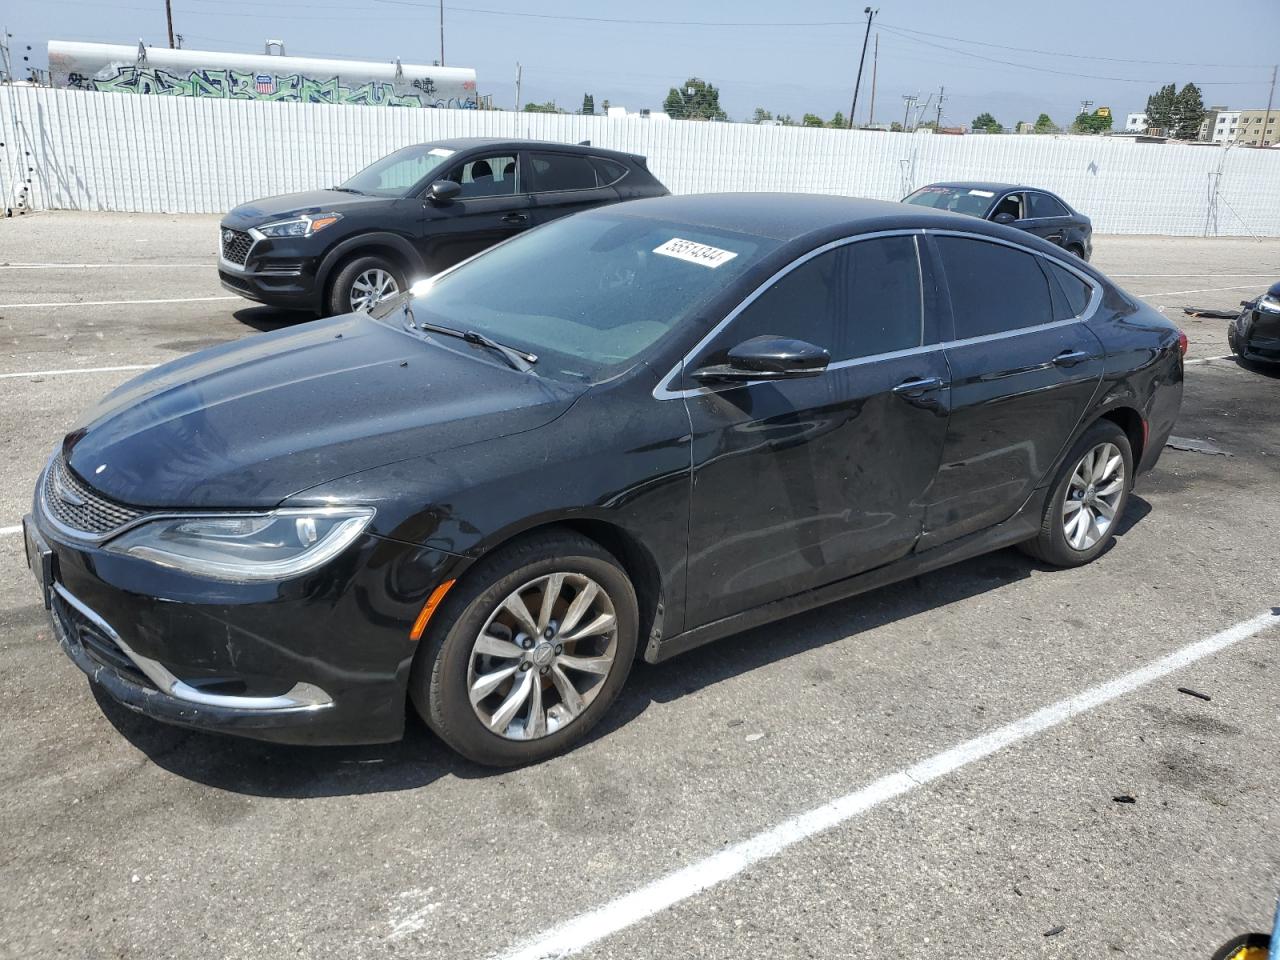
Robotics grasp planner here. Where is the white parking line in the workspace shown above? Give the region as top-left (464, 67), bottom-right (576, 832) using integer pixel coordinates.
top-left (488, 609), bottom-right (1280, 960)
top-left (1111, 273), bottom-right (1275, 278)
top-left (1135, 283), bottom-right (1261, 298)
top-left (1185, 355), bottom-right (1236, 365)
top-left (0, 525), bottom-right (21, 536)
top-left (0, 296), bottom-right (237, 309)
top-left (0, 262), bottom-right (209, 269)
top-left (0, 363), bottom-right (157, 381)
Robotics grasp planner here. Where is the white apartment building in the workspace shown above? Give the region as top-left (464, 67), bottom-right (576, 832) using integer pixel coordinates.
top-left (1125, 112), bottom-right (1147, 132)
top-left (1199, 107), bottom-right (1241, 143)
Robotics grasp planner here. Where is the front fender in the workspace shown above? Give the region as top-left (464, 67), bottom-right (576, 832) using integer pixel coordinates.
top-left (315, 231), bottom-right (428, 306)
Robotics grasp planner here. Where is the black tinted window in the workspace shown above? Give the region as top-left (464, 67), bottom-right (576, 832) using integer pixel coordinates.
top-left (1046, 260), bottom-right (1092, 317)
top-left (1028, 192), bottom-right (1070, 218)
top-left (936, 237), bottom-right (1054, 338)
top-left (720, 236), bottom-right (923, 362)
top-left (530, 153), bottom-right (598, 192)
top-left (592, 157), bottom-right (628, 185)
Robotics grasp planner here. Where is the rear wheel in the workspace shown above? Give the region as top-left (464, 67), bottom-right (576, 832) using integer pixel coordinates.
top-left (410, 531), bottom-right (638, 766)
top-left (1020, 420), bottom-right (1132, 567)
top-left (327, 254), bottom-right (404, 316)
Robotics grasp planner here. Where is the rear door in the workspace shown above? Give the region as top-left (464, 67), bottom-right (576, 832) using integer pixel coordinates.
top-left (527, 151), bottom-right (618, 226)
top-left (1020, 191), bottom-right (1073, 248)
top-left (680, 233), bottom-right (952, 627)
top-left (417, 151), bottom-right (532, 272)
top-left (918, 233), bottom-right (1104, 549)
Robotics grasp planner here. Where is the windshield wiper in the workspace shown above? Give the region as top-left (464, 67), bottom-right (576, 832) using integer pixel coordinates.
top-left (329, 185), bottom-right (365, 194)
top-left (401, 302), bottom-right (537, 372)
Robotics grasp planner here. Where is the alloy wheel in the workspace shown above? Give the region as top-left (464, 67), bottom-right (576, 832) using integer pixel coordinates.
top-left (467, 573), bottom-right (618, 741)
top-left (348, 268), bottom-right (400, 311)
top-left (1062, 441), bottom-right (1125, 551)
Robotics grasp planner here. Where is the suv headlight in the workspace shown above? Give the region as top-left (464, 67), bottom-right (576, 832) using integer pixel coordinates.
top-left (254, 213), bottom-right (342, 239)
top-left (103, 507), bottom-right (374, 581)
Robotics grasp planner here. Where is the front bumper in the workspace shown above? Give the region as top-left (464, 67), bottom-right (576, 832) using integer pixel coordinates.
top-left (218, 226), bottom-right (322, 311)
top-left (1230, 304), bottom-right (1280, 363)
top-left (25, 493), bottom-right (464, 745)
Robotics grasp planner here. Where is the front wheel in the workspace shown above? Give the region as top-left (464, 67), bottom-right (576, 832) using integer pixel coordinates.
top-left (410, 531), bottom-right (638, 766)
top-left (327, 254), bottom-right (405, 316)
top-left (1020, 420), bottom-right (1133, 567)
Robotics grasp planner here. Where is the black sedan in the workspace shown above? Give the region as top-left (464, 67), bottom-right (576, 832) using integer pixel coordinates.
top-left (903, 182), bottom-right (1093, 260)
top-left (218, 137), bottom-right (668, 316)
top-left (1228, 280), bottom-right (1280, 364)
top-left (27, 194), bottom-right (1183, 765)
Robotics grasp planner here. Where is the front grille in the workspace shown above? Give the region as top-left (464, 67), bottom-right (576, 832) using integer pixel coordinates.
top-left (41, 456), bottom-right (146, 538)
top-left (221, 228), bottom-right (253, 265)
top-left (52, 593), bottom-right (154, 689)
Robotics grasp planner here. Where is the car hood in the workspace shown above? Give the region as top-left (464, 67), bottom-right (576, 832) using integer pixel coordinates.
top-left (63, 314), bottom-right (584, 509)
top-left (222, 189), bottom-right (391, 228)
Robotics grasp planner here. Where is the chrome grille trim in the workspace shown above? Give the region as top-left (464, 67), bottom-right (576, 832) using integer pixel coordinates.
top-left (40, 456), bottom-right (147, 541)
top-left (220, 228), bottom-right (253, 266)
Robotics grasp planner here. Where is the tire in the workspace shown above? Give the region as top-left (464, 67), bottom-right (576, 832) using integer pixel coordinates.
top-left (1067, 244), bottom-right (1086, 260)
top-left (1019, 420), bottom-right (1133, 567)
top-left (326, 254), bottom-right (405, 316)
top-left (410, 530), bottom-right (639, 766)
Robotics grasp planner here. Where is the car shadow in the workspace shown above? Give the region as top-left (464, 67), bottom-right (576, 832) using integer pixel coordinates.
top-left (98, 497), bottom-right (1154, 799)
top-left (233, 305), bottom-right (317, 332)
top-left (1232, 356), bottom-right (1280, 380)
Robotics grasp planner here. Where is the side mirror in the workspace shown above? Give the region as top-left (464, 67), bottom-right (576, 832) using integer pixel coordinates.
top-left (992, 212), bottom-right (1017, 225)
top-left (693, 335), bottom-right (830, 383)
top-left (427, 180), bottom-right (461, 203)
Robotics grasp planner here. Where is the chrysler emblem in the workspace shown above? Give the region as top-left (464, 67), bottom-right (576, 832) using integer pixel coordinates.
top-left (55, 476), bottom-right (86, 508)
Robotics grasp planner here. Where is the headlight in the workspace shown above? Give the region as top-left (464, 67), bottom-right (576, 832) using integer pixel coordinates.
top-left (1258, 293), bottom-right (1280, 315)
top-left (255, 213), bottom-right (342, 239)
top-left (104, 507), bottom-right (373, 581)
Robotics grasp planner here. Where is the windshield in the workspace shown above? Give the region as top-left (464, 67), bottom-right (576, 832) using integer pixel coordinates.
top-left (340, 144), bottom-right (456, 197)
top-left (386, 211), bottom-right (777, 382)
top-left (903, 185), bottom-right (994, 218)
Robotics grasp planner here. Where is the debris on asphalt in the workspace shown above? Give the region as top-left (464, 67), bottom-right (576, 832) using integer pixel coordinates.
top-left (1044, 925), bottom-right (1066, 937)
top-left (1112, 794), bottom-right (1137, 804)
top-left (1182, 306), bottom-right (1238, 319)
top-left (1178, 687), bottom-right (1213, 702)
top-left (1165, 436), bottom-right (1231, 456)
top-left (745, 732), bottom-right (765, 742)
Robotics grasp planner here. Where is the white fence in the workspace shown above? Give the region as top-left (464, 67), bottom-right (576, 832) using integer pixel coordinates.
top-left (3, 85), bottom-right (1280, 236)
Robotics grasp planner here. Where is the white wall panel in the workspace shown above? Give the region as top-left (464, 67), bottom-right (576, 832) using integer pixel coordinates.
top-left (3, 86), bottom-right (1280, 236)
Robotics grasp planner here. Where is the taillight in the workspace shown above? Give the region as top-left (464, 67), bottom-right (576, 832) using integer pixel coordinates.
top-left (1177, 331), bottom-right (1188, 357)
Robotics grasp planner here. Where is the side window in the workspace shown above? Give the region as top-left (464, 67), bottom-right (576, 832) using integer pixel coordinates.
top-left (1045, 260), bottom-right (1093, 318)
top-left (714, 236), bottom-right (923, 364)
top-left (935, 236), bottom-right (1054, 338)
top-left (529, 153), bottom-right (599, 192)
top-left (446, 154), bottom-right (520, 198)
top-left (992, 193), bottom-right (1023, 220)
top-left (591, 157), bottom-right (629, 186)
top-left (1028, 192), bottom-right (1070, 218)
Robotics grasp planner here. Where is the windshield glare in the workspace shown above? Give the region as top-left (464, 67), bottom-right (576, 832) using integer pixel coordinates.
top-left (903, 185), bottom-right (993, 218)
top-left (341, 144), bottom-right (455, 197)
top-left (390, 212), bottom-right (777, 381)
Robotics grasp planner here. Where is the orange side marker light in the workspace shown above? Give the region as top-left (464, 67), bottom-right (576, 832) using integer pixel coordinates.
top-left (410, 579), bottom-right (456, 641)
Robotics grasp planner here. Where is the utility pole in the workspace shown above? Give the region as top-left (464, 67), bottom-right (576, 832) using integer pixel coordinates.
top-left (1263, 64), bottom-right (1277, 146)
top-left (935, 86), bottom-right (945, 128)
top-left (0, 28), bottom-right (12, 83)
top-left (438, 1), bottom-right (445, 67)
top-left (846, 7), bottom-right (877, 129)
top-left (514, 62), bottom-right (522, 111)
top-left (902, 94), bottom-right (917, 132)
top-left (1079, 99), bottom-right (1093, 117)
top-left (164, 0), bottom-right (175, 48)
top-left (868, 33), bottom-right (878, 127)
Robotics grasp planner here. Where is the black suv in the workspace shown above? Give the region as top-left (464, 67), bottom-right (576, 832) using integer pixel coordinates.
top-left (902, 182), bottom-right (1093, 261)
top-left (218, 138), bottom-right (669, 315)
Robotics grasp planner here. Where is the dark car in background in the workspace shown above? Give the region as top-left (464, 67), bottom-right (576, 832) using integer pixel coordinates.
top-left (903, 182), bottom-right (1093, 260)
top-left (218, 137), bottom-right (669, 316)
top-left (1228, 280), bottom-right (1280, 365)
top-left (29, 194), bottom-right (1182, 765)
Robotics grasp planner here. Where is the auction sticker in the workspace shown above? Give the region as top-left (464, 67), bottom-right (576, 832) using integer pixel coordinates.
top-left (654, 237), bottom-right (738, 268)
top-left (967, 189), bottom-right (995, 197)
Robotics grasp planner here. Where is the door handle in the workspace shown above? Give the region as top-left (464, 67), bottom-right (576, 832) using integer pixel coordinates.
top-left (1046, 234), bottom-right (1063, 242)
top-left (502, 213), bottom-right (528, 224)
top-left (1051, 349), bottom-right (1090, 367)
top-left (892, 376), bottom-right (944, 397)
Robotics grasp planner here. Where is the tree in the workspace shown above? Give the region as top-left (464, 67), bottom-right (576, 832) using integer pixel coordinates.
top-left (1173, 82), bottom-right (1205, 139)
top-left (829, 110), bottom-right (846, 128)
top-left (890, 121), bottom-right (904, 132)
top-left (663, 77), bottom-right (728, 121)
top-left (581, 93), bottom-right (595, 115)
top-left (1033, 112), bottom-right (1058, 134)
top-left (776, 113), bottom-right (796, 126)
top-left (752, 106), bottom-right (774, 123)
top-left (1072, 109), bottom-right (1113, 134)
top-left (972, 111), bottom-right (1002, 134)
top-left (523, 100), bottom-right (562, 114)
top-left (1145, 83), bottom-right (1176, 132)
top-left (802, 113), bottom-right (824, 127)
top-left (601, 99), bottom-right (610, 113)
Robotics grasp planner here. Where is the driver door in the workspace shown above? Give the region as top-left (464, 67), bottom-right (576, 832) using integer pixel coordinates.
top-left (417, 152), bottom-right (533, 273)
top-left (681, 234), bottom-right (951, 628)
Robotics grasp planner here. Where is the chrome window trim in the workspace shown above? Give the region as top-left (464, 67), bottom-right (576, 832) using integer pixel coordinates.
top-left (652, 227), bottom-right (1104, 402)
top-left (53, 583), bottom-right (332, 711)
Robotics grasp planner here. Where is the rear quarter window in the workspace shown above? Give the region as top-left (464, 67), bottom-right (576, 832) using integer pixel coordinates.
top-left (592, 157), bottom-right (629, 186)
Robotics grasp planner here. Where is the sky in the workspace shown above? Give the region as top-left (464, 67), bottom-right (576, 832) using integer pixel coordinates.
top-left (5, 0), bottom-right (1280, 128)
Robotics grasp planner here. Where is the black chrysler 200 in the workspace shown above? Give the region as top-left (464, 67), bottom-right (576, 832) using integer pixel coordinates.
top-left (217, 137), bottom-right (668, 316)
top-left (27, 194), bottom-right (1184, 766)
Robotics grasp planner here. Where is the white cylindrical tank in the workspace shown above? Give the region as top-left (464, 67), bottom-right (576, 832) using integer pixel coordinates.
top-left (47, 40), bottom-right (478, 108)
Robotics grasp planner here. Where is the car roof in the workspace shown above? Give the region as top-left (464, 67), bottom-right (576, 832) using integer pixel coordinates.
top-left (426, 137), bottom-right (644, 162)
top-left (924, 181), bottom-right (1067, 197)
top-left (594, 192), bottom-right (1047, 245)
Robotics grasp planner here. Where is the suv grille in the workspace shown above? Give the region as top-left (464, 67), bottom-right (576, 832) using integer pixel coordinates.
top-left (221, 228), bottom-right (253, 265)
top-left (41, 456), bottom-right (146, 538)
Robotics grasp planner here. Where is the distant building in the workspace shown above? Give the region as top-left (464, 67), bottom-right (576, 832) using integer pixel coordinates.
top-left (1125, 112), bottom-right (1147, 132)
top-left (1235, 109), bottom-right (1278, 146)
top-left (1198, 107), bottom-right (1241, 143)
top-left (605, 106), bottom-right (670, 120)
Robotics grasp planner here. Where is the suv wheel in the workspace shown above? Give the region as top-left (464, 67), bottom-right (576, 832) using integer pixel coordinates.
top-left (328, 254), bottom-right (405, 316)
top-left (410, 531), bottom-right (638, 766)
